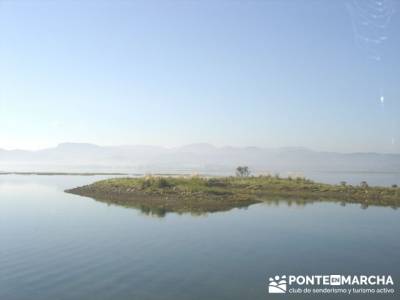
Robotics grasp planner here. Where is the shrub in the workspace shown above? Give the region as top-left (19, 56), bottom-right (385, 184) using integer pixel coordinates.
top-left (360, 181), bottom-right (369, 188)
top-left (206, 178), bottom-right (227, 187)
top-left (157, 177), bottom-right (171, 188)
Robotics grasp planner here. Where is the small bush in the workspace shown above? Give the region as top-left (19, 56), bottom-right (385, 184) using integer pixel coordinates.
top-left (206, 178), bottom-right (227, 187)
top-left (141, 179), bottom-right (152, 189)
top-left (157, 177), bottom-right (171, 188)
top-left (360, 181), bottom-right (369, 188)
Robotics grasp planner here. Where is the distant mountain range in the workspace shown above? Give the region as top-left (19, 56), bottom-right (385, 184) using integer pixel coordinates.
top-left (1, 142), bottom-right (400, 175)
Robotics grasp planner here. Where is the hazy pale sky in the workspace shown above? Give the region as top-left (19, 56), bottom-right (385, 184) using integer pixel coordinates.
top-left (0, 0), bottom-right (399, 152)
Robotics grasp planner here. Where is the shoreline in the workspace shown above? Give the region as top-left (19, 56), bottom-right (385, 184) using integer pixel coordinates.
top-left (0, 172), bottom-right (130, 176)
top-left (65, 176), bottom-right (400, 215)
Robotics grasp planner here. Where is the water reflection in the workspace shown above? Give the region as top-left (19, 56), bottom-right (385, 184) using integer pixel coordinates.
top-left (82, 194), bottom-right (398, 219)
top-left (1, 175), bottom-right (399, 300)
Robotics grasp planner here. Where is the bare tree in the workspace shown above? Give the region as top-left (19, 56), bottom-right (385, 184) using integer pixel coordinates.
top-left (236, 166), bottom-right (250, 177)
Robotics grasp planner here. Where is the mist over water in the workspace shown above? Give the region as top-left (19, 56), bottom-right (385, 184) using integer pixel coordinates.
top-left (1, 143), bottom-right (400, 186)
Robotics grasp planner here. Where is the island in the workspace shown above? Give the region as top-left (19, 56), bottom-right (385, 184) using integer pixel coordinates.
top-left (65, 175), bottom-right (400, 216)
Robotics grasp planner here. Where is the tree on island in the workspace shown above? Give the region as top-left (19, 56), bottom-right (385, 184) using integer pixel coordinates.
top-left (236, 166), bottom-right (250, 177)
top-left (360, 181), bottom-right (369, 188)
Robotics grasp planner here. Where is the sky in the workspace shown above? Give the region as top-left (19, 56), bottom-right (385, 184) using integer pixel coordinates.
top-left (0, 0), bottom-right (399, 153)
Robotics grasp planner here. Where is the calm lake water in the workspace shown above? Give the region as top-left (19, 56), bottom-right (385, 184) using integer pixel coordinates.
top-left (1, 175), bottom-right (399, 300)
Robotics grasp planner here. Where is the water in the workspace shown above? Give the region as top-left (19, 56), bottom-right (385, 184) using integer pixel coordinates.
top-left (1, 175), bottom-right (399, 300)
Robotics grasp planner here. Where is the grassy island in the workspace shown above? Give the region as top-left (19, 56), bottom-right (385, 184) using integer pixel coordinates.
top-left (65, 176), bottom-right (400, 216)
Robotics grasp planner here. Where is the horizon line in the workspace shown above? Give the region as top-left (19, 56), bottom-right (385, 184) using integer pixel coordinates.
top-left (1, 142), bottom-right (399, 155)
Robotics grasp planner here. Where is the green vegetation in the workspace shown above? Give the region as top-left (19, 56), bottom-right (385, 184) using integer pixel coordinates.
top-left (65, 175), bottom-right (400, 216)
